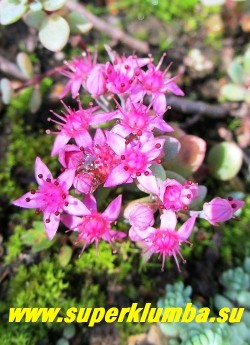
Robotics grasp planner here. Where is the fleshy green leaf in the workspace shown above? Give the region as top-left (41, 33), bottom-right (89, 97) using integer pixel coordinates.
top-left (21, 221), bottom-right (55, 253)
top-left (149, 164), bottom-right (166, 182)
top-left (243, 47), bottom-right (250, 74)
top-left (43, 0), bottom-right (67, 11)
top-left (165, 170), bottom-right (186, 184)
top-left (63, 324), bottom-right (76, 340)
top-left (39, 14), bottom-right (70, 51)
top-left (207, 142), bottom-right (243, 181)
top-left (58, 245), bottom-right (72, 267)
top-left (166, 135), bottom-right (206, 178)
top-left (228, 61), bottom-right (244, 84)
top-left (0, 0), bottom-right (28, 25)
top-left (16, 52), bottom-right (34, 79)
top-left (189, 185), bottom-right (207, 209)
top-left (0, 78), bottom-right (14, 104)
top-left (163, 136), bottom-right (181, 162)
top-left (23, 9), bottom-right (46, 29)
top-left (29, 0), bottom-right (42, 11)
top-left (29, 87), bottom-right (42, 113)
top-left (67, 12), bottom-right (93, 34)
top-left (221, 83), bottom-right (246, 102)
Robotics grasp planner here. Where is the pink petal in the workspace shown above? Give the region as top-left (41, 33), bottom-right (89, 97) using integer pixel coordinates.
top-left (35, 157), bottom-right (53, 184)
top-left (75, 131), bottom-right (92, 148)
top-left (43, 212), bottom-right (60, 240)
top-left (106, 131), bottom-right (125, 156)
top-left (166, 81), bottom-right (184, 96)
top-left (152, 117), bottom-right (173, 132)
top-left (160, 210), bottom-right (177, 230)
top-left (127, 203), bottom-right (154, 230)
top-left (111, 124), bottom-right (131, 137)
top-left (136, 174), bottom-right (159, 195)
top-left (64, 195), bottom-right (91, 216)
top-left (102, 195), bottom-right (122, 221)
top-left (229, 199), bottom-right (245, 213)
top-left (104, 164), bottom-right (131, 187)
top-left (153, 93), bottom-right (167, 115)
top-left (51, 134), bottom-right (71, 156)
top-left (129, 87), bottom-right (145, 103)
top-left (12, 192), bottom-right (41, 209)
top-left (74, 174), bottom-right (92, 194)
top-left (141, 137), bottom-right (165, 155)
top-left (178, 216), bottom-right (197, 240)
top-left (94, 128), bottom-right (106, 145)
top-left (83, 194), bottom-right (97, 212)
top-left (103, 229), bottom-right (126, 242)
top-left (60, 214), bottom-right (82, 230)
top-left (90, 110), bottom-right (118, 126)
top-left (71, 78), bottom-right (82, 98)
top-left (57, 169), bottom-right (75, 191)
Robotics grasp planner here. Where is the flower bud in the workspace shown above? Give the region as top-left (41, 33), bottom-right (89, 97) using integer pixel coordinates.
top-left (202, 197), bottom-right (236, 225)
top-left (86, 65), bottom-right (106, 97)
top-left (127, 203), bottom-right (154, 230)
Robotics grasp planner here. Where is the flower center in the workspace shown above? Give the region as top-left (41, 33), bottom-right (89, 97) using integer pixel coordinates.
top-left (144, 70), bottom-right (163, 92)
top-left (146, 229), bottom-right (180, 256)
top-left (38, 181), bottom-right (66, 213)
top-left (163, 185), bottom-right (183, 210)
top-left (78, 213), bottom-right (109, 243)
top-left (125, 149), bottom-right (147, 173)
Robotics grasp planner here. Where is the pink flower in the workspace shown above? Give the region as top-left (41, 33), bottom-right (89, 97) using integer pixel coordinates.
top-left (60, 52), bottom-right (97, 99)
top-left (131, 54), bottom-right (184, 115)
top-left (138, 176), bottom-right (199, 211)
top-left (104, 132), bottom-right (165, 187)
top-left (58, 129), bottom-right (121, 193)
top-left (201, 196), bottom-right (245, 225)
top-left (104, 53), bottom-right (149, 95)
top-left (61, 194), bottom-right (126, 251)
top-left (12, 157), bottom-right (89, 240)
top-left (47, 99), bottom-right (116, 156)
top-left (158, 179), bottom-right (199, 211)
top-left (111, 99), bottom-right (173, 137)
top-left (139, 210), bottom-right (196, 271)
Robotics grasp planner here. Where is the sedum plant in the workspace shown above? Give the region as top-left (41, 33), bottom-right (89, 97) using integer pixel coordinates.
top-left (10, 46), bottom-right (245, 272)
top-left (0, 0), bottom-right (93, 51)
top-left (220, 46), bottom-right (250, 104)
top-left (158, 259), bottom-right (250, 344)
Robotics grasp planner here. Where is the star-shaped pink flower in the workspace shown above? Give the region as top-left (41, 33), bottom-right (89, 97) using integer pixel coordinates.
top-left (12, 157), bottom-right (89, 240)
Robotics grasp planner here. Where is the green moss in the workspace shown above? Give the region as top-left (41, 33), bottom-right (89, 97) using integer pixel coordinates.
top-left (4, 224), bottom-right (26, 264)
top-left (74, 241), bottom-right (116, 275)
top-left (220, 196), bottom-right (250, 265)
top-left (0, 80), bottom-right (57, 202)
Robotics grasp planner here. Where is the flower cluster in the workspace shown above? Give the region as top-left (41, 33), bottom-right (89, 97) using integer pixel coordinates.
top-left (13, 47), bottom-right (245, 271)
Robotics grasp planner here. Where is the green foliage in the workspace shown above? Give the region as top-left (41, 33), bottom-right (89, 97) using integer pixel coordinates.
top-left (109, 0), bottom-right (199, 22)
top-left (158, 260), bottom-right (250, 344)
top-left (0, 84), bottom-right (57, 201)
top-left (0, 323), bottom-right (48, 345)
top-left (22, 220), bottom-right (56, 253)
top-left (74, 241), bottom-right (116, 275)
top-left (207, 142), bottom-right (243, 181)
top-left (220, 46), bottom-right (250, 104)
top-left (220, 196), bottom-right (250, 265)
top-left (0, 0), bottom-right (93, 51)
top-left (6, 260), bottom-right (69, 308)
top-left (4, 224), bottom-right (25, 264)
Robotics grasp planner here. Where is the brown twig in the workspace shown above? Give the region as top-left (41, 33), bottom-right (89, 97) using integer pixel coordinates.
top-left (166, 94), bottom-right (229, 119)
top-left (13, 66), bottom-right (64, 93)
top-left (66, 0), bottom-right (149, 54)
